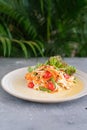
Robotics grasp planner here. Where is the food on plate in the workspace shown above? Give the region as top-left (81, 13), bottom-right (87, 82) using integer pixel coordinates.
top-left (25, 56), bottom-right (76, 93)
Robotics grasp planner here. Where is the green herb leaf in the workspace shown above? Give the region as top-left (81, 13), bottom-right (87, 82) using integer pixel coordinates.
top-left (46, 56), bottom-right (76, 75)
top-left (28, 66), bottom-right (34, 72)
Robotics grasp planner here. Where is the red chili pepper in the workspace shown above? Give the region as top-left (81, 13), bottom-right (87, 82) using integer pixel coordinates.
top-left (64, 74), bottom-right (70, 79)
top-left (28, 82), bottom-right (34, 88)
top-left (47, 82), bottom-right (55, 91)
top-left (43, 71), bottom-right (52, 79)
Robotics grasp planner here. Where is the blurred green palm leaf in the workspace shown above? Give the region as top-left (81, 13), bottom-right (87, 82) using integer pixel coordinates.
top-left (0, 0), bottom-right (44, 57)
top-left (0, 0), bottom-right (87, 57)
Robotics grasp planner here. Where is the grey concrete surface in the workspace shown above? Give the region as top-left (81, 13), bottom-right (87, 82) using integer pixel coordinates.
top-left (0, 58), bottom-right (87, 130)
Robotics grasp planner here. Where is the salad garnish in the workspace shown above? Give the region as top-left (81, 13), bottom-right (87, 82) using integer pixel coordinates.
top-left (25, 56), bottom-right (76, 93)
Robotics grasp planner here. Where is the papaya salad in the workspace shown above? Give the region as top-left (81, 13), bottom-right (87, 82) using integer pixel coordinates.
top-left (25, 56), bottom-right (76, 93)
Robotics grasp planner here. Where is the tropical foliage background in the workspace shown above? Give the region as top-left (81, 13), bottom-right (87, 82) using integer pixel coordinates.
top-left (0, 0), bottom-right (87, 58)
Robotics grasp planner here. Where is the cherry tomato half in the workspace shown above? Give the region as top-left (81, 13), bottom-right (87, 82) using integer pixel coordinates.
top-left (64, 74), bottom-right (70, 79)
top-left (43, 71), bottom-right (52, 79)
top-left (47, 82), bottom-right (55, 91)
top-left (28, 82), bottom-right (34, 88)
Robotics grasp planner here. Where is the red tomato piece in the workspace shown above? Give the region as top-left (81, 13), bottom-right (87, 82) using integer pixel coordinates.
top-left (47, 82), bottom-right (55, 91)
top-left (64, 74), bottom-right (70, 79)
top-left (28, 82), bottom-right (34, 88)
top-left (43, 71), bottom-right (52, 79)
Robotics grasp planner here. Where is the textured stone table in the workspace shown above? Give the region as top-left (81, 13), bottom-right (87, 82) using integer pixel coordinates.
top-left (0, 58), bottom-right (87, 130)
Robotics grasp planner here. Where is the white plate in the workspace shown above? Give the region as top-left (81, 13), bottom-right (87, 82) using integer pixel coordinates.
top-left (1, 67), bottom-right (87, 103)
